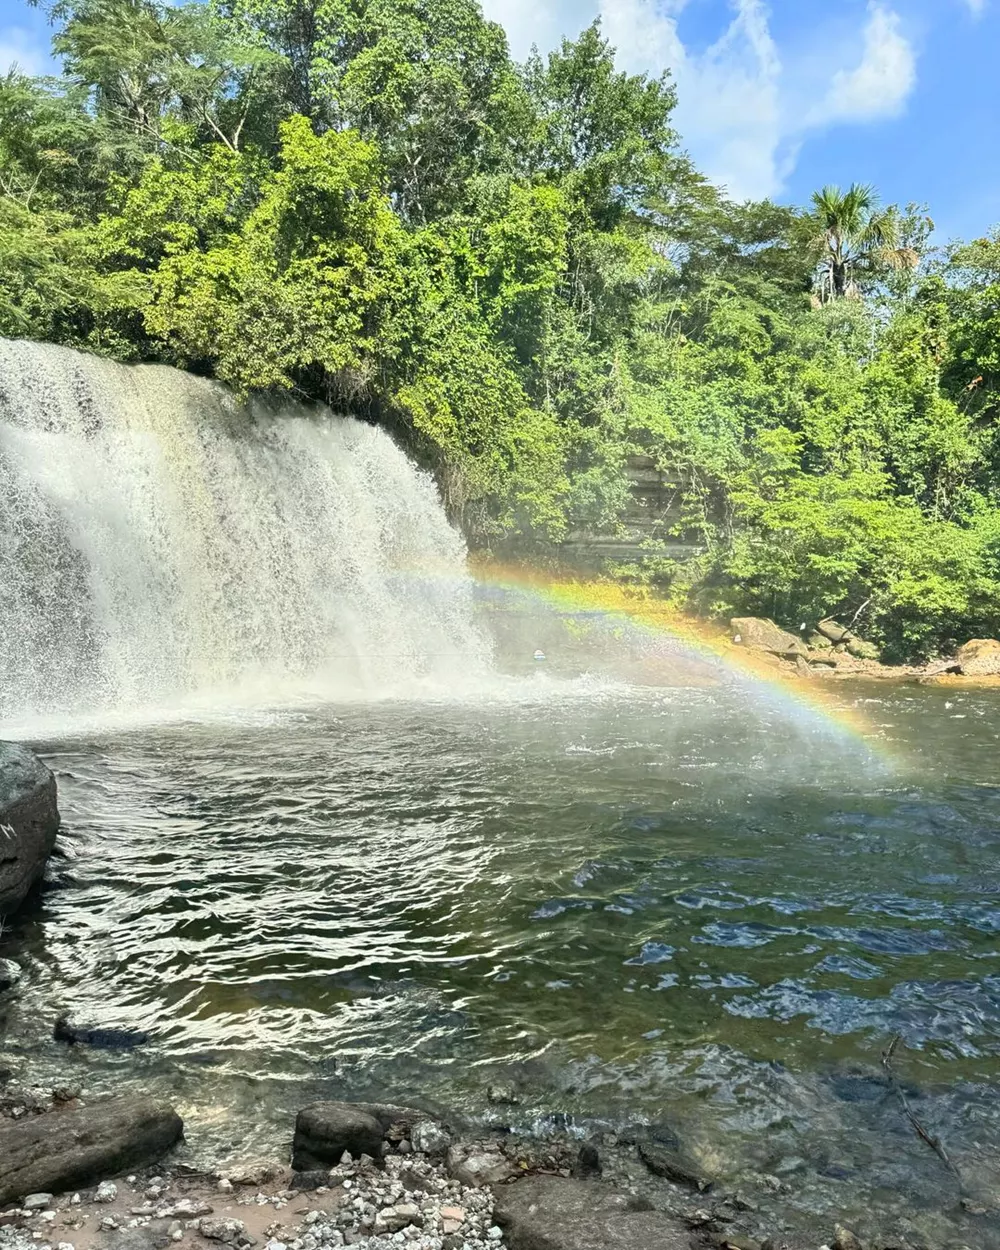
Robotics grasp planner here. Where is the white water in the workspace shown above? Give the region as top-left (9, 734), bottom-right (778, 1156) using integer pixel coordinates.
top-left (0, 338), bottom-right (493, 722)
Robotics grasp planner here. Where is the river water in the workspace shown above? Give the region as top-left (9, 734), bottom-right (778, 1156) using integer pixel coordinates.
top-left (2, 670), bottom-right (999, 1248)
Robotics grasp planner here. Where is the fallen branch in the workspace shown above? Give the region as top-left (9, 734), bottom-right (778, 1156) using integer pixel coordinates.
top-left (881, 1035), bottom-right (958, 1178)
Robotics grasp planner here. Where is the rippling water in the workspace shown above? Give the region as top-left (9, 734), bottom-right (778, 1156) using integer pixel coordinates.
top-left (3, 674), bottom-right (1000, 1246)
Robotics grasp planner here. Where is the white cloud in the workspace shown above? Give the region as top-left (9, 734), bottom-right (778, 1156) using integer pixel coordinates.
top-left (477, 0), bottom-right (920, 203)
top-left (962, 0), bottom-right (986, 15)
top-left (0, 26), bottom-right (47, 76)
top-left (814, 3), bottom-right (916, 125)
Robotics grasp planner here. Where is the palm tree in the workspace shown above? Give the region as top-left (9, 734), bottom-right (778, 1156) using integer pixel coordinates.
top-left (811, 183), bottom-right (918, 302)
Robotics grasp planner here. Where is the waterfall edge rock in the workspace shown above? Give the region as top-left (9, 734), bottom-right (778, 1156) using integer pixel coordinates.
top-left (0, 741), bottom-right (59, 917)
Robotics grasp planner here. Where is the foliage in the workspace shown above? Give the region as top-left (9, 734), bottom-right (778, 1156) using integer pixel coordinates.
top-left (5, 0), bottom-right (1000, 656)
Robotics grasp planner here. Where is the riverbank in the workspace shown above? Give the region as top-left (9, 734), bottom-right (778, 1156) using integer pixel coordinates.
top-left (0, 1078), bottom-right (882, 1250)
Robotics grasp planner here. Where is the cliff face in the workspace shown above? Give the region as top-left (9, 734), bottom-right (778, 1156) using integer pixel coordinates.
top-left (559, 455), bottom-right (703, 568)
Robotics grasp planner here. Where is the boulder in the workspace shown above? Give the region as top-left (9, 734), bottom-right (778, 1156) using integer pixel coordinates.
top-left (492, 1176), bottom-right (691, 1250)
top-left (953, 638), bottom-right (1000, 676)
top-left (817, 619), bottom-right (852, 644)
top-left (0, 1097), bottom-right (183, 1204)
top-left (292, 1103), bottom-right (383, 1170)
top-left (730, 618), bottom-right (806, 657)
top-left (807, 632), bottom-right (833, 651)
top-left (637, 1140), bottom-right (712, 1191)
top-left (0, 742), bottom-right (59, 916)
top-left (846, 637), bottom-right (880, 661)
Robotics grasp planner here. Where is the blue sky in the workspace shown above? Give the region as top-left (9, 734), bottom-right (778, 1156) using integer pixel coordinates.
top-left (2, 0), bottom-right (998, 241)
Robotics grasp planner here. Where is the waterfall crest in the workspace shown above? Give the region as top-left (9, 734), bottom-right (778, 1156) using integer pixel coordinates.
top-left (0, 338), bottom-right (492, 721)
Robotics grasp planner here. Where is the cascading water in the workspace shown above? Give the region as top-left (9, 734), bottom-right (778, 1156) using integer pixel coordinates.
top-left (0, 338), bottom-right (492, 721)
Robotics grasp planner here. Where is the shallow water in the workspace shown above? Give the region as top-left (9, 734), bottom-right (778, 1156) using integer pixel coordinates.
top-left (2, 673), bottom-right (1000, 1246)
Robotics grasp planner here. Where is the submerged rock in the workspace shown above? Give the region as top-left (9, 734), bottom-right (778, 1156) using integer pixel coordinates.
top-left (493, 1176), bottom-right (690, 1250)
top-left (637, 1140), bottom-right (712, 1191)
top-left (0, 741), bottom-right (60, 916)
top-left (54, 1018), bottom-right (150, 1049)
top-left (0, 1096), bottom-right (183, 1204)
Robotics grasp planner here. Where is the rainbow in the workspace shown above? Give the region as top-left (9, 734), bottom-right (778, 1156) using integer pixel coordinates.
top-left (466, 559), bottom-right (894, 758)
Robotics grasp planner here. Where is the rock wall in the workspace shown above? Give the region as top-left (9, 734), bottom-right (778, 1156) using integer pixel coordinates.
top-left (0, 741), bottom-right (60, 916)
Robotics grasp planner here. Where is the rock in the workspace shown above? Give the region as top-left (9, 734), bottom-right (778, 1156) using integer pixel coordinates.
top-left (817, 619), bottom-right (852, 644)
top-left (22, 1194), bottom-right (53, 1210)
top-left (637, 1141), bottom-right (712, 1191)
top-left (196, 1219), bottom-right (246, 1244)
top-left (372, 1205), bottom-right (421, 1234)
top-left (952, 638), bottom-right (1000, 676)
top-left (439, 1206), bottom-right (465, 1235)
top-left (730, 618), bottom-right (806, 657)
top-left (794, 654), bottom-right (813, 679)
top-left (54, 1019), bottom-right (150, 1049)
top-left (487, 1083), bottom-right (519, 1106)
top-left (493, 1176), bottom-right (691, 1250)
top-left (846, 638), bottom-right (879, 660)
top-left (807, 632), bottom-right (833, 650)
top-left (292, 1105), bottom-right (383, 1172)
top-left (445, 1143), bottom-right (517, 1188)
top-left (833, 1226), bottom-right (863, 1250)
top-left (410, 1121), bottom-right (450, 1157)
top-left (225, 1163), bottom-right (281, 1188)
top-left (95, 1181), bottom-right (118, 1203)
top-left (0, 1097), bottom-right (183, 1204)
top-left (571, 1144), bottom-right (601, 1179)
top-left (0, 741), bottom-right (59, 916)
top-left (0, 959), bottom-right (21, 992)
top-left (289, 1171), bottom-right (327, 1191)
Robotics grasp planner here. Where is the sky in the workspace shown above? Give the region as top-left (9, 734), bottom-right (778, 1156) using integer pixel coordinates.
top-left (1, 0), bottom-right (998, 241)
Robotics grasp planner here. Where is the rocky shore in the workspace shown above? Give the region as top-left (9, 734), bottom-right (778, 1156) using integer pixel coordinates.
top-left (0, 1078), bottom-right (884, 1250)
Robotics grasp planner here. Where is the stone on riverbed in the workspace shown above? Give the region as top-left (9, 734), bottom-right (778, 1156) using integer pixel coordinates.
top-left (446, 1143), bottom-right (517, 1187)
top-left (0, 741), bottom-right (60, 916)
top-left (493, 1176), bottom-right (691, 1250)
top-left (0, 1097), bottom-right (183, 1204)
top-left (638, 1140), bottom-right (713, 1191)
top-left (291, 1104), bottom-right (383, 1170)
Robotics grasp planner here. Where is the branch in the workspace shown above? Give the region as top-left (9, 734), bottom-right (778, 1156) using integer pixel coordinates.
top-left (881, 1035), bottom-right (959, 1180)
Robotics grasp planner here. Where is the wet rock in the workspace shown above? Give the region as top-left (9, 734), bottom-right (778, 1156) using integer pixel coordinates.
top-left (446, 1143), bottom-right (517, 1188)
top-left (289, 1171), bottom-right (327, 1191)
top-left (410, 1120), bottom-right (450, 1156)
top-left (731, 618), bottom-right (806, 657)
top-left (637, 1141), bottom-right (712, 1191)
top-left (0, 959), bottom-right (21, 993)
top-left (493, 1176), bottom-right (690, 1250)
top-left (0, 741), bottom-right (59, 916)
top-left (832, 1226), bottom-right (863, 1250)
top-left (0, 1096), bottom-right (183, 1204)
top-left (487, 1082), bottom-right (519, 1106)
top-left (571, 1144), bottom-right (601, 1179)
top-left (292, 1104), bottom-right (383, 1171)
top-left (54, 1019), bottom-right (150, 1049)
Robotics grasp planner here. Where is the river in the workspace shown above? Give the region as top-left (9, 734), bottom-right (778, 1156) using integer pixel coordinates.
top-left (2, 673), bottom-right (998, 1248)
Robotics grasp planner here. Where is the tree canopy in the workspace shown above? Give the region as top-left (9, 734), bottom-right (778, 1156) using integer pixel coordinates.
top-left (4, 0), bottom-right (1000, 658)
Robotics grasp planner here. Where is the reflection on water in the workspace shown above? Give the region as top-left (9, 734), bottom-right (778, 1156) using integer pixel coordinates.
top-left (2, 680), bottom-right (1000, 1246)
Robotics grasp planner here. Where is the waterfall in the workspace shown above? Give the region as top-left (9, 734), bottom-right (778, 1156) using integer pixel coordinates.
top-left (0, 338), bottom-right (493, 721)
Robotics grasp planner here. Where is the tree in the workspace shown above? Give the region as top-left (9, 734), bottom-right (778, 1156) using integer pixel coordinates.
top-left (811, 182), bottom-right (917, 301)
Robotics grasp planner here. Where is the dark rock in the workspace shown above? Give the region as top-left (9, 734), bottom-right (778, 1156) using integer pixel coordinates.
top-left (54, 1018), bottom-right (150, 1049)
top-left (289, 1170), bottom-right (328, 1191)
top-left (637, 1141), bottom-right (712, 1191)
top-left (0, 1096), bottom-right (183, 1203)
top-left (292, 1103), bottom-right (383, 1171)
top-left (0, 960), bottom-right (20, 993)
top-left (493, 1176), bottom-right (691, 1250)
top-left (730, 618), bottom-right (806, 657)
top-left (817, 619), bottom-right (852, 644)
top-left (0, 742), bottom-right (59, 916)
top-left (572, 1143), bottom-right (601, 1178)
